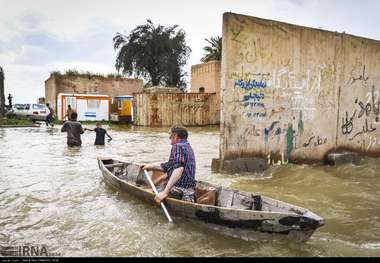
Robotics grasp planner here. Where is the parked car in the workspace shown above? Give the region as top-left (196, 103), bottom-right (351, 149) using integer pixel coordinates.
top-left (7, 103), bottom-right (50, 121)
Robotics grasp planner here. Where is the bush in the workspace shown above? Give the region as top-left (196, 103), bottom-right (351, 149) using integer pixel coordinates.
top-left (50, 69), bottom-right (126, 80)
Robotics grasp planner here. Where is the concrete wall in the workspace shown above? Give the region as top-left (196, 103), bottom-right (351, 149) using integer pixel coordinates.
top-left (45, 75), bottom-right (143, 112)
top-left (191, 61), bottom-right (221, 123)
top-left (219, 12), bottom-right (380, 170)
top-left (337, 36), bottom-right (380, 155)
top-left (45, 77), bottom-right (57, 109)
top-left (134, 93), bottom-right (218, 126)
top-left (144, 86), bottom-right (183, 93)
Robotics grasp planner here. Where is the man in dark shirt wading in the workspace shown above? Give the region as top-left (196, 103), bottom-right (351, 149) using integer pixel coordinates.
top-left (142, 126), bottom-right (196, 204)
top-left (61, 112), bottom-right (84, 147)
top-left (85, 122), bottom-right (112, 145)
top-left (46, 103), bottom-right (55, 127)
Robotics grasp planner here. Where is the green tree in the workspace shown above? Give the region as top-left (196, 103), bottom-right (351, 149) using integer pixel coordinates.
top-left (113, 19), bottom-right (191, 90)
top-left (201, 36), bottom-right (222, 63)
top-left (0, 67), bottom-right (5, 117)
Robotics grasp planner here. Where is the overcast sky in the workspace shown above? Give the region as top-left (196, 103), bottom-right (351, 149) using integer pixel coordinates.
top-left (1, 0), bottom-right (380, 103)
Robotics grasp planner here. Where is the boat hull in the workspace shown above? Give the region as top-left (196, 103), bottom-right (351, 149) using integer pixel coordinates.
top-left (97, 158), bottom-right (324, 242)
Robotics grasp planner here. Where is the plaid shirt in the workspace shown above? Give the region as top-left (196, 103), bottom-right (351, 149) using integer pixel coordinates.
top-left (160, 139), bottom-right (196, 189)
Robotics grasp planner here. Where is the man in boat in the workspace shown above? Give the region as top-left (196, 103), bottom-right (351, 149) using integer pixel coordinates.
top-left (61, 112), bottom-right (84, 147)
top-left (142, 126), bottom-right (196, 204)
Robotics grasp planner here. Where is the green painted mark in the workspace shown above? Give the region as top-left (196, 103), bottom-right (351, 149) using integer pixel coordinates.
top-left (298, 111), bottom-right (304, 136)
top-left (286, 123), bottom-right (294, 161)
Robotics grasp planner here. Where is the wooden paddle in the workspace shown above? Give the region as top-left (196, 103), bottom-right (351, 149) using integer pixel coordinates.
top-left (143, 169), bottom-right (173, 223)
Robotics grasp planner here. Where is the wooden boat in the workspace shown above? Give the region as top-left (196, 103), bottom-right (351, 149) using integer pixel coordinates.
top-left (97, 157), bottom-right (325, 242)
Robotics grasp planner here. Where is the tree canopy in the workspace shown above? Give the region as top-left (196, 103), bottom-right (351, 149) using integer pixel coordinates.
top-left (113, 19), bottom-right (191, 90)
top-left (201, 36), bottom-right (222, 63)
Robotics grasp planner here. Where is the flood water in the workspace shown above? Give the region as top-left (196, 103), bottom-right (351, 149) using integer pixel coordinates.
top-left (0, 125), bottom-right (379, 257)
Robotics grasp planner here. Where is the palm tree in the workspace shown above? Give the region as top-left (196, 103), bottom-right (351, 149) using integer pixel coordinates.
top-left (0, 66), bottom-right (5, 118)
top-left (200, 36), bottom-right (222, 63)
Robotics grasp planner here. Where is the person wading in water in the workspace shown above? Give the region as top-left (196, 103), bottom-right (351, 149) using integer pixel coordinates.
top-left (61, 112), bottom-right (84, 147)
top-left (45, 103), bottom-right (55, 127)
top-left (84, 122), bottom-right (112, 145)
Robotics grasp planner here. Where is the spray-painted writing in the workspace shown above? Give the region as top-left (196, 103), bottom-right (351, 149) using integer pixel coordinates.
top-left (342, 86), bottom-right (380, 142)
top-left (301, 136), bottom-right (328, 148)
top-left (246, 112), bottom-right (267, 118)
top-left (228, 66), bottom-right (271, 82)
top-left (342, 110), bottom-right (357, 135)
top-left (235, 79), bottom-right (267, 90)
top-left (350, 66), bottom-right (369, 85)
top-left (356, 86), bottom-right (380, 118)
top-left (242, 92), bottom-right (265, 102)
top-left (349, 119), bottom-right (377, 141)
top-left (243, 102), bottom-right (265, 109)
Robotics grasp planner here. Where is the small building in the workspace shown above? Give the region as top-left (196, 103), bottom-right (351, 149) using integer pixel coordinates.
top-left (45, 72), bottom-right (143, 114)
top-left (57, 93), bottom-right (111, 121)
top-left (191, 60), bottom-right (221, 94)
top-left (110, 95), bottom-right (134, 123)
top-left (191, 60), bottom-right (221, 123)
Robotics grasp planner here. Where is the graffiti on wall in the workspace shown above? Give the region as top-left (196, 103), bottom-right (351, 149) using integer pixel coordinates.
top-left (223, 14), bottom-right (380, 167)
top-left (225, 17), bottom-right (336, 164)
top-left (232, 70), bottom-right (270, 119)
top-left (341, 65), bottom-right (380, 151)
top-left (235, 79), bottom-right (267, 90)
top-left (236, 109), bottom-right (328, 164)
top-left (283, 111), bottom-right (328, 161)
top-left (271, 67), bottom-right (323, 94)
top-left (229, 66), bottom-right (271, 82)
top-left (229, 64), bottom-right (322, 120)
top-left (264, 121), bottom-right (283, 144)
top-left (229, 66), bottom-right (323, 95)
top-left (348, 65), bottom-right (370, 85)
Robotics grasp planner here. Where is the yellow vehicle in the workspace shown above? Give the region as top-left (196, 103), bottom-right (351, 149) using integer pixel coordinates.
top-left (110, 96), bottom-right (134, 123)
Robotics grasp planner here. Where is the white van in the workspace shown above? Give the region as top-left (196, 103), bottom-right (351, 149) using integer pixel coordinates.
top-left (9, 103), bottom-right (50, 121)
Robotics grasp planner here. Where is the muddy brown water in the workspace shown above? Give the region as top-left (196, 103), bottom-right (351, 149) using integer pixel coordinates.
top-left (0, 125), bottom-right (379, 257)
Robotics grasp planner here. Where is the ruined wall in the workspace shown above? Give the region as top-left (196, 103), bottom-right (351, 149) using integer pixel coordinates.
top-left (220, 13), bottom-right (380, 168)
top-left (134, 93), bottom-right (218, 126)
top-left (191, 61), bottom-right (221, 93)
top-left (191, 61), bottom-right (221, 123)
top-left (45, 75), bottom-right (143, 112)
top-left (45, 77), bottom-right (57, 109)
